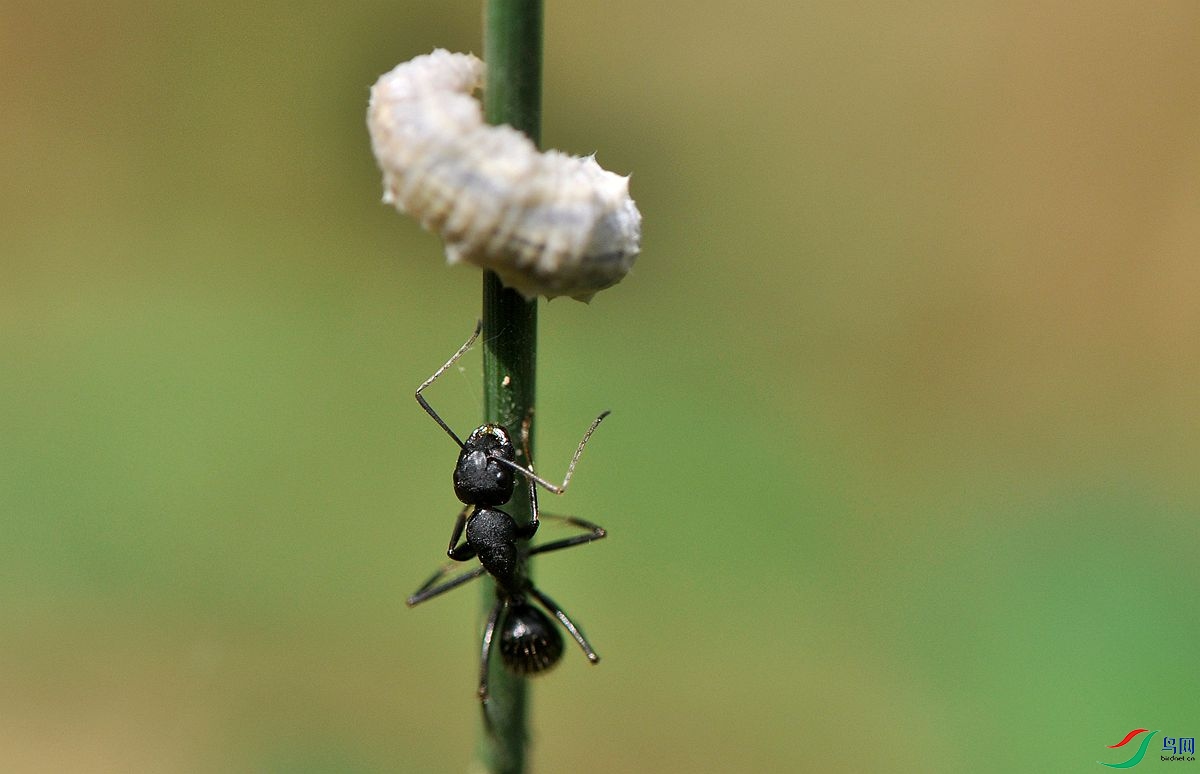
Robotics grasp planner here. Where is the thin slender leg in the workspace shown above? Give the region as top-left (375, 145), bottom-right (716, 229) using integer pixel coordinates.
top-left (527, 513), bottom-right (607, 556)
top-left (414, 320), bottom-right (482, 448)
top-left (407, 564), bottom-right (487, 607)
top-left (529, 587), bottom-right (599, 664)
top-left (445, 505), bottom-right (475, 559)
top-left (478, 598), bottom-right (504, 729)
top-left (515, 416), bottom-right (540, 538)
top-left (528, 477), bottom-right (542, 537)
top-left (518, 410), bottom-right (535, 466)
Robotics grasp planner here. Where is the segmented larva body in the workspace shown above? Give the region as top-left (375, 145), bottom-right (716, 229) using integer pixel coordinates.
top-left (367, 49), bottom-right (641, 302)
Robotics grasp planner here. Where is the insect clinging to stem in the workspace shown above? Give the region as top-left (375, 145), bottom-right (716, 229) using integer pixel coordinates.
top-left (406, 320), bottom-right (609, 714)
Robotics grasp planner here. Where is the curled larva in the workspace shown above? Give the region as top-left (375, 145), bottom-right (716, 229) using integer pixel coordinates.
top-left (367, 49), bottom-right (641, 302)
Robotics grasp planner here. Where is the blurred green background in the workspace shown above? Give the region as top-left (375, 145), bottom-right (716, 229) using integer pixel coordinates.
top-left (3, 2), bottom-right (1198, 772)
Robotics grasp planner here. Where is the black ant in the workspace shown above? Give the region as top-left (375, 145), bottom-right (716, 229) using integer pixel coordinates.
top-left (406, 321), bottom-right (609, 714)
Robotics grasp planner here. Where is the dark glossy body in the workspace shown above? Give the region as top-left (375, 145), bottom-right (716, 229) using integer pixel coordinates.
top-left (406, 322), bottom-right (609, 715)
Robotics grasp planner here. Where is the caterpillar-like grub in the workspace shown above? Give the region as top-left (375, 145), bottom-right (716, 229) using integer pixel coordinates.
top-left (367, 49), bottom-right (641, 302)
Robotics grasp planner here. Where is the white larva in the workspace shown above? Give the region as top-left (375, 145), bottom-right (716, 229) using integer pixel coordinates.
top-left (367, 49), bottom-right (641, 302)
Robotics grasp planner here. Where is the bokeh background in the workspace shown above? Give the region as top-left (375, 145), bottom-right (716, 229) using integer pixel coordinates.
top-left (3, 2), bottom-right (1198, 772)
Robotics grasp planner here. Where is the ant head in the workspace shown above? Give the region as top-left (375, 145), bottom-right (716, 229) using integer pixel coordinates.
top-left (500, 601), bottom-right (564, 675)
top-left (453, 424), bottom-right (517, 506)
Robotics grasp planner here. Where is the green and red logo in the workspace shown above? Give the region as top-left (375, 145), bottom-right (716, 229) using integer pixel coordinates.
top-left (1099, 729), bottom-right (1159, 768)
top-left (1099, 728), bottom-right (1197, 767)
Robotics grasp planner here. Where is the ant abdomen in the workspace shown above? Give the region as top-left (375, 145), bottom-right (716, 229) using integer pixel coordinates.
top-left (500, 602), bottom-right (565, 675)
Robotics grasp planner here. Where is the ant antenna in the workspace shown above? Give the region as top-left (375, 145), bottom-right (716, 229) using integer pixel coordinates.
top-left (415, 320), bottom-right (482, 448)
top-left (493, 410), bottom-right (610, 495)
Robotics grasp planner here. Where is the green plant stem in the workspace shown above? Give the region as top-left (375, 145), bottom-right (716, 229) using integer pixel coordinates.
top-left (479, 2), bottom-right (542, 773)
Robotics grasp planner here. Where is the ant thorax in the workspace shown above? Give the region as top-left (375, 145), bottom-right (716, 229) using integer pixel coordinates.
top-left (466, 507), bottom-right (521, 588)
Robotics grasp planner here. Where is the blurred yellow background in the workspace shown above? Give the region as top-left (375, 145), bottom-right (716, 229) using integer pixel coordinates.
top-left (3, 2), bottom-right (1198, 772)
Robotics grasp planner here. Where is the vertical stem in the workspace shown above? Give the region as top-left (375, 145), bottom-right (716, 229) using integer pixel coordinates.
top-left (484, 0), bottom-right (542, 147)
top-left (480, 1), bottom-right (541, 772)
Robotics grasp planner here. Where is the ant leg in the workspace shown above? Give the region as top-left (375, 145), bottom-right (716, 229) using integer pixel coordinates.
top-left (445, 505), bottom-right (476, 560)
top-left (493, 410), bottom-right (610, 495)
top-left (414, 320), bottom-right (482, 448)
top-left (518, 410), bottom-right (534, 465)
top-left (518, 412), bottom-right (540, 538)
top-left (406, 564), bottom-right (487, 607)
top-left (527, 514), bottom-right (607, 556)
top-left (407, 504), bottom-right (482, 604)
top-left (478, 599), bottom-right (504, 730)
top-left (514, 473), bottom-right (540, 540)
top-left (529, 587), bottom-right (599, 664)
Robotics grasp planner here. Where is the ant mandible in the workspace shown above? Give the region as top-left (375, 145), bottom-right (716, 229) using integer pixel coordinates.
top-left (406, 320), bottom-right (609, 713)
